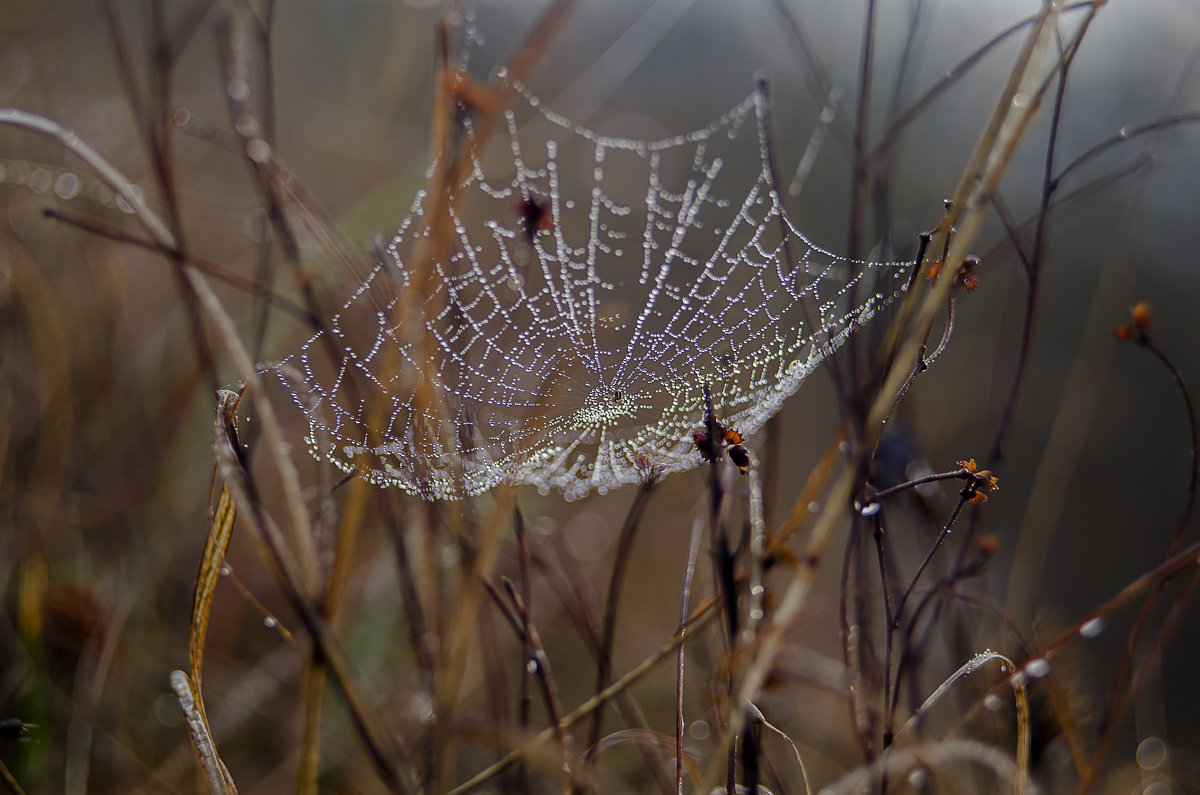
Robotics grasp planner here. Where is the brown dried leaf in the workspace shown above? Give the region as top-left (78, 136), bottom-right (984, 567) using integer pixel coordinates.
top-left (190, 483), bottom-right (235, 684)
top-left (171, 670), bottom-right (237, 795)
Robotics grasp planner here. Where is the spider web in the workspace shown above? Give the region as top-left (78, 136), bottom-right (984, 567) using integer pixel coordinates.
top-left (266, 83), bottom-right (911, 501)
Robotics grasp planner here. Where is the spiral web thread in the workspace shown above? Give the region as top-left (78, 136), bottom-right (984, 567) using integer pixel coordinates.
top-left (266, 84), bottom-right (911, 500)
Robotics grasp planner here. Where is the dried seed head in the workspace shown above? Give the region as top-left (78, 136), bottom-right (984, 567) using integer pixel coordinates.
top-left (728, 444), bottom-right (750, 474)
top-left (977, 534), bottom-right (1000, 558)
top-left (1131, 301), bottom-right (1152, 329)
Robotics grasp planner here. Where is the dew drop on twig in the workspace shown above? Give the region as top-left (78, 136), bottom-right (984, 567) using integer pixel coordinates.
top-left (1080, 616), bottom-right (1105, 638)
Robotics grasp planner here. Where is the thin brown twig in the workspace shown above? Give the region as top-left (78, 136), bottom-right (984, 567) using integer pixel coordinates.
top-left (585, 480), bottom-right (658, 761)
top-left (40, 207), bottom-right (309, 320)
top-left (1085, 329), bottom-right (1200, 788)
top-left (502, 578), bottom-right (573, 769)
top-left (448, 595), bottom-right (722, 794)
top-left (871, 467), bottom-right (971, 502)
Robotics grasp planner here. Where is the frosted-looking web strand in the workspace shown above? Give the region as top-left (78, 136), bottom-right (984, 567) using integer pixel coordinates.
top-left (266, 82), bottom-right (912, 500)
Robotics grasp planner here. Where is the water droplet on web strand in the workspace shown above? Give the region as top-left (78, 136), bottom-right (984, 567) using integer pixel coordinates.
top-left (859, 502), bottom-right (880, 517)
top-left (263, 616), bottom-right (277, 628)
top-left (28, 168), bottom-right (51, 194)
top-left (984, 693), bottom-right (1004, 711)
top-left (54, 172), bottom-right (80, 200)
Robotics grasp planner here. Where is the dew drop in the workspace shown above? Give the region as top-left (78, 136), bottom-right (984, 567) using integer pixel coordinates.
top-left (984, 693), bottom-right (1003, 711)
top-left (226, 77), bottom-right (251, 102)
top-left (1137, 736), bottom-right (1167, 770)
top-left (28, 168), bottom-right (51, 194)
top-left (1024, 658), bottom-right (1050, 678)
top-left (246, 138), bottom-right (272, 163)
top-left (235, 114), bottom-right (258, 136)
top-left (860, 502), bottom-right (880, 517)
top-left (54, 172), bottom-right (80, 200)
top-left (263, 616), bottom-right (277, 628)
top-left (1079, 616), bottom-right (1104, 638)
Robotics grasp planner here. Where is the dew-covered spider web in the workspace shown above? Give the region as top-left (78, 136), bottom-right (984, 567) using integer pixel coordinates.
top-left (266, 83), bottom-right (912, 501)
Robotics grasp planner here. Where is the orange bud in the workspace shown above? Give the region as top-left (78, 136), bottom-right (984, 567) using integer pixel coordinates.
top-left (1131, 301), bottom-right (1152, 329)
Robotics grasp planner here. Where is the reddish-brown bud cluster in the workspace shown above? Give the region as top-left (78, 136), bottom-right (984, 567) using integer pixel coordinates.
top-left (928, 255), bottom-right (983, 292)
top-left (1114, 301), bottom-right (1152, 342)
top-left (957, 458), bottom-right (999, 504)
top-left (633, 450), bottom-right (664, 485)
top-left (693, 421), bottom-right (751, 474)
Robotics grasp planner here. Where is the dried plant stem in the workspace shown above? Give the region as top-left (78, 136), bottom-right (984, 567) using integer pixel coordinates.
top-left (171, 671), bottom-right (237, 795)
top-left (731, 0), bottom-right (1072, 750)
top-left (892, 495), bottom-right (971, 627)
top-left (677, 517), bottom-right (704, 795)
top-left (40, 208), bottom-right (310, 319)
top-left (586, 481), bottom-right (657, 760)
top-left (0, 758), bottom-right (27, 795)
top-left (872, 467), bottom-right (971, 502)
top-left (844, 0), bottom-right (879, 391)
top-left (892, 650), bottom-right (1030, 795)
top-left (1079, 568), bottom-right (1200, 794)
top-left (1082, 333), bottom-right (1199, 789)
top-left (449, 598), bottom-right (721, 794)
top-left (824, 738), bottom-right (1039, 795)
top-left (501, 579), bottom-right (572, 768)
